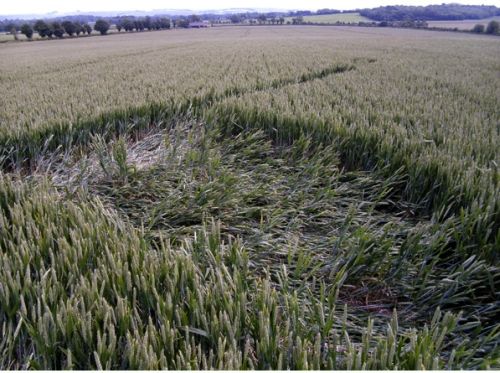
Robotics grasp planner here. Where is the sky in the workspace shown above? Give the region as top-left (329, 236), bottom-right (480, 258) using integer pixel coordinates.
top-left (2, 0), bottom-right (499, 15)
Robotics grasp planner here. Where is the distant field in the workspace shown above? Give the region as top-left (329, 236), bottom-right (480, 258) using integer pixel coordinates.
top-left (0, 32), bottom-right (18, 42)
top-left (0, 32), bottom-right (49, 42)
top-left (428, 16), bottom-right (500, 30)
top-left (285, 12), bottom-right (371, 24)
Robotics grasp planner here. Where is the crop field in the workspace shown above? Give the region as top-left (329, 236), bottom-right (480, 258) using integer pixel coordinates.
top-left (428, 16), bottom-right (500, 30)
top-left (284, 12), bottom-right (371, 24)
top-left (0, 26), bottom-right (499, 369)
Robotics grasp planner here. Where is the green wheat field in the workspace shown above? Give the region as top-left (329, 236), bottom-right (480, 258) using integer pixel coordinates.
top-left (0, 25), bottom-right (499, 369)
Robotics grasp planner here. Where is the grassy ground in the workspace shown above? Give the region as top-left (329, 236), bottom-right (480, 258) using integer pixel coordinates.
top-left (285, 13), bottom-right (371, 24)
top-left (0, 26), bottom-right (499, 369)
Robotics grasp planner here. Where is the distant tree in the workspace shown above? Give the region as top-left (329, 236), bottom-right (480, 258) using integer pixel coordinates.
top-left (20, 23), bottom-right (33, 40)
top-left (144, 16), bottom-right (152, 30)
top-left (6, 23), bottom-right (18, 40)
top-left (52, 22), bottom-right (65, 38)
top-left (317, 8), bottom-right (340, 15)
top-left (257, 15), bottom-right (267, 24)
top-left (188, 14), bottom-right (201, 23)
top-left (83, 24), bottom-right (92, 35)
top-left (5, 22), bottom-right (17, 33)
top-left (472, 24), bottom-right (485, 33)
top-left (230, 15), bottom-right (242, 24)
top-left (486, 20), bottom-right (499, 34)
top-left (62, 21), bottom-right (77, 36)
top-left (34, 20), bottom-right (50, 38)
top-left (176, 18), bottom-right (190, 28)
top-left (158, 18), bottom-right (171, 29)
top-left (94, 19), bottom-right (110, 35)
top-left (116, 22), bottom-right (123, 32)
top-left (134, 20), bottom-right (144, 31)
top-left (279, 17), bottom-right (285, 25)
top-left (46, 24), bottom-right (54, 38)
top-left (292, 16), bottom-right (303, 25)
top-left (120, 19), bottom-right (133, 31)
top-left (74, 23), bottom-right (83, 35)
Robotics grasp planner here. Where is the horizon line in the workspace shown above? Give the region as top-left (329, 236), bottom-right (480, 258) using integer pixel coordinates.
top-left (1, 2), bottom-right (499, 18)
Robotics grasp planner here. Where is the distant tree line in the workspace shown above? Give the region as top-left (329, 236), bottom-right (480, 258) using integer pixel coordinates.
top-left (377, 20), bottom-right (428, 28)
top-left (316, 9), bottom-right (341, 15)
top-left (359, 4), bottom-right (500, 22)
top-left (6, 16), bottom-right (174, 41)
top-left (1, 14), bottom-right (215, 34)
top-left (472, 20), bottom-right (499, 34)
top-left (0, 16), bottom-right (96, 32)
top-left (115, 16), bottom-right (171, 31)
top-left (17, 20), bottom-right (95, 39)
